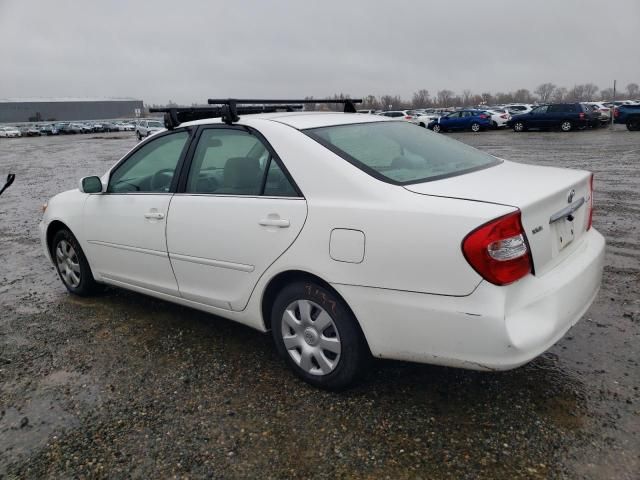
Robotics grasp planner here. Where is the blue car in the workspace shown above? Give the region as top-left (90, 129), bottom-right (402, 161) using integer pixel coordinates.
top-left (428, 109), bottom-right (492, 133)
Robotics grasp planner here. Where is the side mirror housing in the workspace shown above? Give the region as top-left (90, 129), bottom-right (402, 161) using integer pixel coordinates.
top-left (79, 176), bottom-right (103, 194)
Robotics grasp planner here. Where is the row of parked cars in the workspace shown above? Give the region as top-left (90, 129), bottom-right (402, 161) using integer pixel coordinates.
top-left (360, 100), bottom-right (640, 133)
top-left (0, 120), bottom-right (137, 138)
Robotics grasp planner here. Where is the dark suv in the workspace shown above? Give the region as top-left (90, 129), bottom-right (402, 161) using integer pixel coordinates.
top-left (508, 103), bottom-right (600, 132)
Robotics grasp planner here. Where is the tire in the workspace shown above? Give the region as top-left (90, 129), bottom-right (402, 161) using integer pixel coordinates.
top-left (627, 120), bottom-right (640, 131)
top-left (560, 120), bottom-right (573, 132)
top-left (432, 124), bottom-right (441, 133)
top-left (513, 121), bottom-right (526, 132)
top-left (136, 131), bottom-right (142, 141)
top-left (271, 281), bottom-right (369, 390)
top-left (492, 121), bottom-right (498, 129)
top-left (419, 122), bottom-right (426, 128)
top-left (470, 122), bottom-right (481, 132)
top-left (51, 229), bottom-right (99, 296)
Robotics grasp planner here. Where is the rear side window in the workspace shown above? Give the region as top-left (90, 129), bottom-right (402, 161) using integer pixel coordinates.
top-left (305, 121), bottom-right (500, 185)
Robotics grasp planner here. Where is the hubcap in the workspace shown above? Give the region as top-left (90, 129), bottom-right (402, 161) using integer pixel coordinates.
top-left (562, 122), bottom-right (571, 131)
top-left (472, 123), bottom-right (480, 132)
top-left (515, 123), bottom-right (523, 131)
top-left (433, 125), bottom-right (440, 132)
top-left (55, 239), bottom-right (81, 288)
top-left (281, 299), bottom-right (341, 376)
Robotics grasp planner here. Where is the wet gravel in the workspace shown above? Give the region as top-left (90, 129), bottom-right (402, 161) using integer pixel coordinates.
top-left (0, 128), bottom-right (638, 479)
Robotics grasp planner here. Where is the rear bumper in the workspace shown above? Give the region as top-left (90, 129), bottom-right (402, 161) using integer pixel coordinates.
top-left (333, 228), bottom-right (605, 371)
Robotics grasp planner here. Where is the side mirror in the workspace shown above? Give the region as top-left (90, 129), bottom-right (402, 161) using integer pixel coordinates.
top-left (79, 176), bottom-right (103, 194)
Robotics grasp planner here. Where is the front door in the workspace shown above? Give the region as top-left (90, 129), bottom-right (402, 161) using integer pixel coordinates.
top-left (166, 126), bottom-right (307, 311)
top-left (83, 129), bottom-right (191, 296)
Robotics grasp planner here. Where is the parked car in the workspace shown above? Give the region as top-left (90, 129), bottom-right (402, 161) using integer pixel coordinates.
top-left (39, 124), bottom-right (59, 135)
top-left (508, 103), bottom-right (600, 132)
top-left (504, 104), bottom-right (534, 115)
top-left (428, 109), bottom-right (492, 132)
top-left (378, 110), bottom-right (415, 121)
top-left (584, 102), bottom-right (611, 124)
top-left (613, 104), bottom-right (640, 131)
top-left (135, 119), bottom-right (165, 140)
top-left (485, 109), bottom-right (511, 129)
top-left (411, 111), bottom-right (440, 128)
top-left (38, 103), bottom-right (605, 389)
top-left (0, 126), bottom-right (22, 138)
top-left (24, 125), bottom-right (42, 137)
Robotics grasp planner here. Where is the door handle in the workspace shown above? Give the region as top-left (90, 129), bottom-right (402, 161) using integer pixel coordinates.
top-left (259, 218), bottom-right (290, 228)
top-left (144, 212), bottom-right (165, 220)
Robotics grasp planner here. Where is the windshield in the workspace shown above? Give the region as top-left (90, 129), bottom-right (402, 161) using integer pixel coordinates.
top-left (304, 121), bottom-right (500, 185)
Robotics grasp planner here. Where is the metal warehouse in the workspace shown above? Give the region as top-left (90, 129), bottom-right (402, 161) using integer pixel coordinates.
top-left (0, 98), bottom-right (144, 123)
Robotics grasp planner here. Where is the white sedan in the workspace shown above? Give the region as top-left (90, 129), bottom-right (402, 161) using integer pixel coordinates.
top-left (486, 109), bottom-right (512, 128)
top-left (40, 110), bottom-right (605, 389)
top-left (0, 126), bottom-right (22, 137)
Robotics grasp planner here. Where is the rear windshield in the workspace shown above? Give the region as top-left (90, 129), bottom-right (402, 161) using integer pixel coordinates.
top-left (304, 121), bottom-right (500, 185)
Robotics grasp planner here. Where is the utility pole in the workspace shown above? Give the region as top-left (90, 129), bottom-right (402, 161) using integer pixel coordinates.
top-left (612, 80), bottom-right (617, 126)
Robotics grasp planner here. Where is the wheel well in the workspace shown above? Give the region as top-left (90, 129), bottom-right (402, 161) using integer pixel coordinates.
top-left (260, 270), bottom-right (368, 345)
top-left (46, 220), bottom-right (69, 253)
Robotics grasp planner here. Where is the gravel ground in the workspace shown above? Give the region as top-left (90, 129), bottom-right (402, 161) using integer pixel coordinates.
top-left (0, 127), bottom-right (638, 479)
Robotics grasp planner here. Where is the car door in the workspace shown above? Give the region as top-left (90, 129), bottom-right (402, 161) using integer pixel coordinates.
top-left (528, 105), bottom-right (548, 128)
top-left (166, 125), bottom-right (307, 311)
top-left (440, 112), bottom-right (459, 129)
top-left (83, 129), bottom-right (192, 296)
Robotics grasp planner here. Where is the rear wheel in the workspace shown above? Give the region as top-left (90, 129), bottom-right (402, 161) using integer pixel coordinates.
top-left (432, 124), bottom-right (442, 133)
top-left (51, 229), bottom-right (99, 296)
top-left (470, 122), bottom-right (481, 132)
top-left (560, 120), bottom-right (573, 132)
top-left (419, 122), bottom-right (426, 128)
top-left (627, 120), bottom-right (640, 131)
top-left (271, 281), bottom-right (369, 390)
top-left (136, 131), bottom-right (142, 141)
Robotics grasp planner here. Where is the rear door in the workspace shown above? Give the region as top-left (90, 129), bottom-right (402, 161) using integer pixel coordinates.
top-left (166, 125), bottom-right (307, 311)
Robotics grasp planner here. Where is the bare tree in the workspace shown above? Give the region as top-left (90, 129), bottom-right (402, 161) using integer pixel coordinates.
top-left (583, 83), bottom-right (599, 101)
top-left (534, 83), bottom-right (556, 103)
top-left (461, 90), bottom-right (473, 106)
top-left (304, 96), bottom-right (316, 111)
top-left (513, 89), bottom-right (533, 103)
top-left (411, 89), bottom-right (431, 108)
top-left (552, 87), bottom-right (568, 102)
top-left (361, 94), bottom-right (379, 110)
top-left (599, 88), bottom-right (614, 101)
top-left (436, 89), bottom-right (455, 107)
top-left (380, 95), bottom-right (402, 110)
top-left (627, 83), bottom-right (640, 98)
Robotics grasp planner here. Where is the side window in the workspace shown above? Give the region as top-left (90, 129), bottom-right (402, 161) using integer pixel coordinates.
top-left (533, 106), bottom-right (548, 114)
top-left (108, 131), bottom-right (189, 193)
top-left (548, 105), bottom-right (561, 113)
top-left (263, 160), bottom-right (298, 197)
top-left (447, 112), bottom-right (461, 118)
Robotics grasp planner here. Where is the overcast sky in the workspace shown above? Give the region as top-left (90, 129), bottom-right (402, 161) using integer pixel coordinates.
top-left (1, 0), bottom-right (638, 104)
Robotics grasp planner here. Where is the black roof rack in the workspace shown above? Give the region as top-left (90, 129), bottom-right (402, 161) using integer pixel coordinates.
top-left (148, 104), bottom-right (303, 130)
top-left (207, 98), bottom-right (363, 124)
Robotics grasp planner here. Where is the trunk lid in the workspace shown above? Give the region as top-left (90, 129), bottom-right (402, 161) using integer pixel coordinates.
top-left (404, 160), bottom-right (592, 276)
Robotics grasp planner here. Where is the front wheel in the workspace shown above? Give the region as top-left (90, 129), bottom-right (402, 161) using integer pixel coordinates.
top-left (136, 131), bottom-right (142, 141)
top-left (51, 229), bottom-right (99, 296)
top-left (470, 122), bottom-right (481, 132)
top-left (432, 124), bottom-right (442, 133)
top-left (513, 121), bottom-right (526, 132)
top-left (627, 120), bottom-right (640, 131)
top-left (560, 120), bottom-right (573, 132)
top-left (271, 281), bottom-right (369, 390)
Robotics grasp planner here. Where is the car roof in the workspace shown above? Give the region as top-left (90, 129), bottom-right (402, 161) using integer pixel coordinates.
top-left (181, 111), bottom-right (391, 130)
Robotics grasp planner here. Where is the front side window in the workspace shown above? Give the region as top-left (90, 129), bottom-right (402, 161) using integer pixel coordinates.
top-left (305, 121), bottom-right (500, 185)
top-left (186, 128), bottom-right (297, 196)
top-left (533, 105), bottom-right (548, 114)
top-left (108, 131), bottom-right (189, 193)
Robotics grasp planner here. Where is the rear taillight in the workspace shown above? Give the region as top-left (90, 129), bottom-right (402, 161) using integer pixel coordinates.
top-left (579, 112), bottom-right (585, 119)
top-left (500, 114), bottom-right (508, 119)
top-left (586, 173), bottom-right (594, 231)
top-left (405, 116), bottom-right (413, 120)
top-left (462, 211), bottom-right (532, 286)
top-left (479, 114), bottom-right (488, 119)
top-left (614, 107), bottom-right (619, 117)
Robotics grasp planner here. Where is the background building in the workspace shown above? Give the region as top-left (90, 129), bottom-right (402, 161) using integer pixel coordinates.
top-left (0, 98), bottom-right (144, 123)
